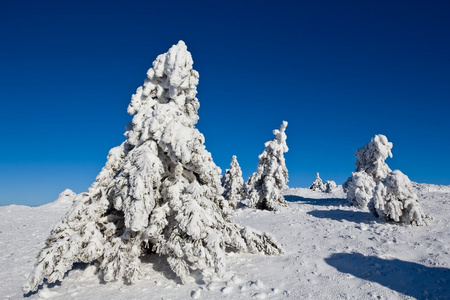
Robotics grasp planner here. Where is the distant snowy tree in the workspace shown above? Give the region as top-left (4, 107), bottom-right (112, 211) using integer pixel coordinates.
top-left (309, 173), bottom-right (325, 191)
top-left (23, 41), bottom-right (282, 294)
top-left (245, 121), bottom-right (289, 211)
top-left (310, 173), bottom-right (336, 193)
top-left (372, 170), bottom-right (429, 226)
top-left (222, 155), bottom-right (244, 209)
top-left (324, 180), bottom-right (337, 193)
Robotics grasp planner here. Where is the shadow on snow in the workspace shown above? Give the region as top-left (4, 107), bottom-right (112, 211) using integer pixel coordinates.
top-left (284, 195), bottom-right (348, 207)
top-left (307, 209), bottom-right (377, 224)
top-left (325, 252), bottom-right (450, 299)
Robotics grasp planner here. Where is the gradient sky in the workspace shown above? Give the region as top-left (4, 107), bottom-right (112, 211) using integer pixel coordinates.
top-left (1, 0), bottom-right (449, 206)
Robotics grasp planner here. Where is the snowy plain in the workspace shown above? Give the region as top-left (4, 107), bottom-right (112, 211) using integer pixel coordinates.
top-left (1, 184), bottom-right (449, 300)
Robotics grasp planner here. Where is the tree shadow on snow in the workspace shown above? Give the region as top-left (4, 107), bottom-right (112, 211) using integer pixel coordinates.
top-left (325, 252), bottom-right (450, 299)
top-left (142, 254), bottom-right (207, 285)
top-left (307, 209), bottom-right (377, 224)
top-left (284, 195), bottom-right (348, 207)
top-left (23, 263), bottom-right (89, 297)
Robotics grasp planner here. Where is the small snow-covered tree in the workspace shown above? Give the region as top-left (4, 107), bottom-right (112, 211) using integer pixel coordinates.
top-left (23, 41), bottom-right (282, 294)
top-left (310, 173), bottom-right (325, 191)
top-left (310, 173), bottom-right (336, 193)
top-left (345, 134), bottom-right (393, 206)
top-left (245, 121), bottom-right (289, 211)
top-left (345, 135), bottom-right (430, 225)
top-left (324, 180), bottom-right (337, 193)
top-left (222, 155), bottom-right (244, 209)
top-left (372, 170), bottom-right (429, 226)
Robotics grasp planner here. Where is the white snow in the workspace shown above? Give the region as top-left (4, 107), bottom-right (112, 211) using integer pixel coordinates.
top-left (2, 183), bottom-right (449, 299)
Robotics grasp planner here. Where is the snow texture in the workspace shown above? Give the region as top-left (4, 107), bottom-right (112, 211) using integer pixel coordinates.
top-left (245, 121), bottom-right (289, 211)
top-left (221, 155), bottom-right (245, 209)
top-left (23, 41), bottom-right (282, 294)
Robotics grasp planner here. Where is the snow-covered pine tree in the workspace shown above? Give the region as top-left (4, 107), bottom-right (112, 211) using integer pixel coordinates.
top-left (309, 173), bottom-right (325, 191)
top-left (372, 170), bottom-right (429, 226)
top-left (23, 41), bottom-right (282, 294)
top-left (324, 180), bottom-right (337, 193)
top-left (222, 155), bottom-right (244, 209)
top-left (345, 134), bottom-right (393, 206)
top-left (245, 121), bottom-right (289, 211)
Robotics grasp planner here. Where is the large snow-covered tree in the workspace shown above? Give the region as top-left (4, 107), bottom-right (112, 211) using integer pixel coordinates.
top-left (245, 121), bottom-right (289, 211)
top-left (23, 41), bottom-right (282, 294)
top-left (222, 155), bottom-right (245, 209)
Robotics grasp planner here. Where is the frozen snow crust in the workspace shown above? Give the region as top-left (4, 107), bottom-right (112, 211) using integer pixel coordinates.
top-left (22, 41), bottom-right (281, 294)
top-left (2, 184), bottom-right (449, 299)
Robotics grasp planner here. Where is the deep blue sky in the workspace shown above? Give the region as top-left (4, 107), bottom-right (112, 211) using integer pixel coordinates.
top-left (1, 0), bottom-right (449, 206)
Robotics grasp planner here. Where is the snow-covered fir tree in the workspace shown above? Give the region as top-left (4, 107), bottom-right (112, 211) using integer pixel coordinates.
top-left (345, 134), bottom-right (393, 206)
top-left (324, 180), bottom-right (337, 193)
top-left (23, 41), bottom-right (282, 294)
top-left (309, 173), bottom-right (325, 191)
top-left (372, 170), bottom-right (429, 226)
top-left (345, 134), bottom-right (429, 225)
top-left (309, 172), bottom-right (325, 192)
top-left (221, 155), bottom-right (244, 209)
top-left (245, 121), bottom-right (289, 211)
top-left (310, 173), bottom-right (336, 193)
top-left (354, 134), bottom-right (393, 181)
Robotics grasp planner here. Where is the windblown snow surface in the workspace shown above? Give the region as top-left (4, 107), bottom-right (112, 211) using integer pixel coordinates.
top-left (1, 184), bottom-right (449, 299)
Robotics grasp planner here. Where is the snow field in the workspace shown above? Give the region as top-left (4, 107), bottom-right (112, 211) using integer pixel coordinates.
top-left (1, 184), bottom-right (449, 299)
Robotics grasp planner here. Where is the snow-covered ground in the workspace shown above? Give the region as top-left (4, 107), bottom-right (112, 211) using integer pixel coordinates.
top-left (1, 184), bottom-right (449, 299)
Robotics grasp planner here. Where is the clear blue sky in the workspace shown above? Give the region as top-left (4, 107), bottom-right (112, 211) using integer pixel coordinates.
top-left (1, 0), bottom-right (449, 206)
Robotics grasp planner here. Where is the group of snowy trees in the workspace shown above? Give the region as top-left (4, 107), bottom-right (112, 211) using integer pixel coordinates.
top-left (24, 41), bottom-right (429, 294)
top-left (309, 173), bottom-right (337, 193)
top-left (344, 134), bottom-right (430, 225)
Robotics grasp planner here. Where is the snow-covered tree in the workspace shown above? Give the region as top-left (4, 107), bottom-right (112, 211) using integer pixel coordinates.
top-left (222, 155), bottom-right (244, 209)
top-left (345, 134), bottom-right (393, 206)
top-left (345, 134), bottom-right (430, 225)
top-left (310, 173), bottom-right (336, 193)
top-left (245, 121), bottom-right (289, 211)
top-left (372, 170), bottom-right (429, 226)
top-left (324, 180), bottom-right (337, 193)
top-left (23, 41), bottom-right (282, 294)
top-left (354, 134), bottom-right (393, 181)
top-left (309, 173), bottom-right (325, 191)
